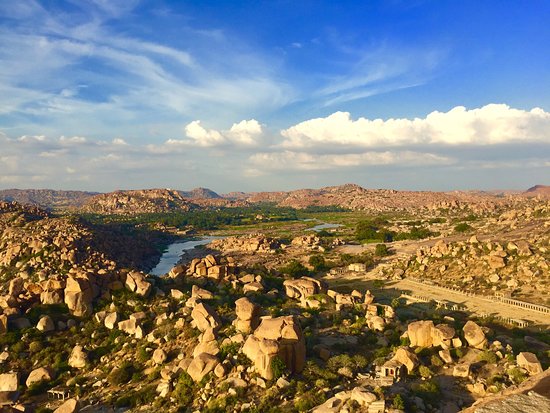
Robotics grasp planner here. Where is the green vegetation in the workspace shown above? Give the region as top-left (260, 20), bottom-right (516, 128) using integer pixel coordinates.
top-left (279, 260), bottom-right (310, 278)
top-left (308, 255), bottom-right (327, 271)
top-left (454, 222), bottom-right (472, 233)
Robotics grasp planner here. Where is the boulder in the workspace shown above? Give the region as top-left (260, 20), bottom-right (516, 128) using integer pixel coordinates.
top-left (487, 255), bottom-right (506, 269)
top-left (153, 348), bottom-right (167, 365)
top-left (391, 347), bottom-right (419, 374)
top-left (191, 285), bottom-right (213, 300)
top-left (40, 290), bottom-right (64, 305)
top-left (193, 328), bottom-right (219, 357)
top-left (68, 345), bottom-right (88, 369)
top-left (453, 363), bottom-right (471, 378)
top-left (187, 353), bottom-right (219, 382)
top-left (517, 352), bottom-right (543, 375)
top-left (191, 302), bottom-right (221, 332)
top-left (25, 367), bottom-right (53, 387)
top-left (234, 297), bottom-right (260, 333)
top-left (350, 386), bottom-right (377, 406)
top-left (463, 321), bottom-right (487, 349)
top-left (407, 320), bottom-right (435, 347)
top-left (242, 315), bottom-right (306, 380)
top-left (36, 315), bottom-right (55, 332)
top-left (64, 276), bottom-right (94, 317)
top-left (104, 312), bottom-right (118, 329)
top-left (283, 277), bottom-right (327, 304)
top-left (125, 271), bottom-right (152, 297)
top-left (0, 372), bottom-right (19, 391)
top-left (53, 398), bottom-right (79, 413)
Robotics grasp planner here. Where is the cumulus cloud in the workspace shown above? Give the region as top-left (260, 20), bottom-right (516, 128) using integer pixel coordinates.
top-left (166, 119), bottom-right (264, 147)
top-left (280, 104), bottom-right (550, 149)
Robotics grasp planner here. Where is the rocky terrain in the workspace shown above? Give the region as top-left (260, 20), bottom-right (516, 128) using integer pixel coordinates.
top-left (80, 189), bottom-right (197, 215)
top-left (2, 184), bottom-right (543, 216)
top-left (0, 187), bottom-right (548, 413)
top-left (0, 190), bottom-right (96, 210)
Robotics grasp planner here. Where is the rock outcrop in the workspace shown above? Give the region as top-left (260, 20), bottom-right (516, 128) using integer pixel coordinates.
top-left (242, 315), bottom-right (306, 380)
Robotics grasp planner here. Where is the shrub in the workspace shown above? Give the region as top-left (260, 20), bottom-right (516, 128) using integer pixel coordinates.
top-left (454, 223), bottom-right (472, 233)
top-left (392, 394), bottom-right (405, 410)
top-left (374, 243), bottom-right (391, 257)
top-left (173, 372), bottom-right (195, 407)
top-left (430, 355), bottom-right (444, 367)
top-left (479, 350), bottom-right (497, 364)
top-left (280, 260), bottom-right (309, 278)
top-left (419, 365), bottom-right (433, 378)
top-left (309, 255), bottom-right (327, 271)
top-left (271, 356), bottom-right (288, 380)
top-left (295, 391), bottom-right (326, 412)
top-left (507, 367), bottom-right (527, 384)
top-left (108, 361), bottom-right (135, 386)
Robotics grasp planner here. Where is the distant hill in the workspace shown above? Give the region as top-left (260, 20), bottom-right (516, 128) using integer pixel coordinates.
top-left (179, 187), bottom-right (221, 199)
top-left (233, 183), bottom-right (505, 212)
top-left (0, 189), bottom-right (97, 209)
top-left (80, 189), bottom-right (197, 215)
top-left (525, 185), bottom-right (550, 197)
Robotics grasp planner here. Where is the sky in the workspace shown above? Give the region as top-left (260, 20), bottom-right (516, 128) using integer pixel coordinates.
top-left (0, 0), bottom-right (549, 193)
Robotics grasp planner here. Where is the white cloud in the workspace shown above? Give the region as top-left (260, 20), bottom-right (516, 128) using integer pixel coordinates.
top-left (227, 120), bottom-right (263, 145)
top-left (166, 119), bottom-right (264, 147)
top-left (248, 150), bottom-right (451, 172)
top-left (280, 104), bottom-right (550, 149)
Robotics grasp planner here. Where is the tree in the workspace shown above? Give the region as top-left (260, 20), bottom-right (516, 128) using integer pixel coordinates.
top-left (309, 255), bottom-right (327, 271)
top-left (280, 260), bottom-right (309, 278)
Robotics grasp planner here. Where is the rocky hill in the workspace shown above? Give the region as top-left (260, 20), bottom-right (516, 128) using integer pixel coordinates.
top-left (234, 183), bottom-right (510, 213)
top-left (179, 187), bottom-right (221, 199)
top-left (0, 189), bottom-right (97, 209)
top-left (80, 189), bottom-right (197, 215)
top-left (525, 185), bottom-right (550, 198)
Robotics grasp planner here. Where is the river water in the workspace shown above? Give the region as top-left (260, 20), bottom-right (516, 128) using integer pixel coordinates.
top-left (149, 236), bottom-right (219, 276)
top-left (307, 222), bottom-right (342, 232)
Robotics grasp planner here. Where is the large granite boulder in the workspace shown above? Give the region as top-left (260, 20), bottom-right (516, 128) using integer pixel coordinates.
top-left (26, 367), bottom-right (53, 387)
top-left (463, 321), bottom-right (487, 349)
top-left (125, 271), bottom-right (152, 297)
top-left (407, 320), bottom-right (456, 348)
top-left (191, 302), bottom-right (221, 332)
top-left (68, 345), bottom-right (88, 369)
top-left (64, 276), bottom-right (94, 317)
top-left (187, 353), bottom-right (219, 382)
top-left (54, 398), bottom-right (79, 413)
top-left (391, 347), bottom-right (419, 374)
top-left (283, 277), bottom-right (327, 305)
top-left (234, 297), bottom-right (260, 334)
top-left (517, 352), bottom-right (543, 375)
top-left (242, 315), bottom-right (306, 380)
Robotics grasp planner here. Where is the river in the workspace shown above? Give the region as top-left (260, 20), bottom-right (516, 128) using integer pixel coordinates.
top-left (149, 236), bottom-right (219, 276)
top-left (307, 222), bottom-right (343, 232)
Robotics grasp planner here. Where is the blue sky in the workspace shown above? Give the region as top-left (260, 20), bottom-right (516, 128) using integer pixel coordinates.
top-left (0, 0), bottom-right (549, 192)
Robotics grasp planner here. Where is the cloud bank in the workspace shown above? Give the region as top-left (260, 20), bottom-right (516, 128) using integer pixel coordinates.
top-left (0, 104), bottom-right (548, 191)
top-left (280, 104), bottom-right (550, 149)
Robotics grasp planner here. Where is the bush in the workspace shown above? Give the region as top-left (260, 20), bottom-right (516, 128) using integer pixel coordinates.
top-left (108, 361), bottom-right (135, 386)
top-left (271, 356), bottom-right (288, 380)
top-left (295, 391), bottom-right (326, 412)
top-left (174, 372), bottom-right (195, 407)
top-left (309, 255), bottom-right (327, 271)
top-left (280, 260), bottom-right (309, 278)
top-left (392, 394), bottom-right (405, 410)
top-left (419, 365), bottom-right (433, 378)
top-left (374, 244), bottom-right (391, 257)
top-left (479, 350), bottom-right (497, 364)
top-left (454, 223), bottom-right (472, 233)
